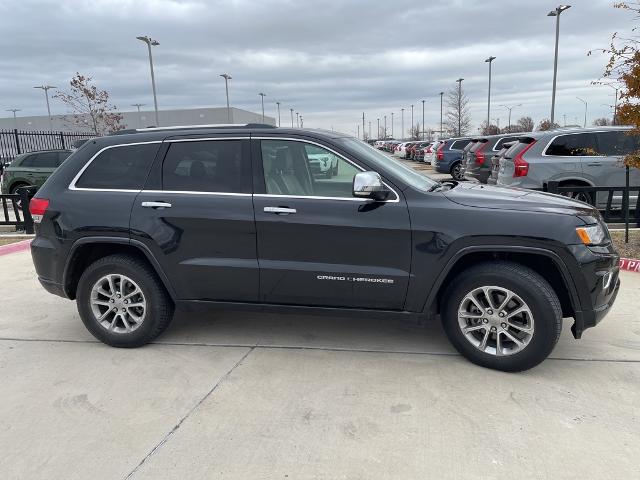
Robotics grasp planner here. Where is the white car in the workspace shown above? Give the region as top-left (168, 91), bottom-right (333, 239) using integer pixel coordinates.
top-left (393, 142), bottom-right (412, 157)
top-left (307, 150), bottom-right (339, 178)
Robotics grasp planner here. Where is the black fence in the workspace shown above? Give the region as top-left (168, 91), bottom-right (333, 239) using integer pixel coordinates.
top-left (0, 187), bottom-right (35, 234)
top-left (1, 129), bottom-right (96, 163)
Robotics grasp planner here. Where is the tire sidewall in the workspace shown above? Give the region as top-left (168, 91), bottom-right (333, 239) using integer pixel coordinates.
top-left (77, 258), bottom-right (166, 347)
top-left (442, 269), bottom-right (560, 371)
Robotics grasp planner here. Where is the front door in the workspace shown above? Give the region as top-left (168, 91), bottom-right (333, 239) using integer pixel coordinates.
top-left (252, 138), bottom-right (412, 310)
top-left (131, 136), bottom-right (258, 302)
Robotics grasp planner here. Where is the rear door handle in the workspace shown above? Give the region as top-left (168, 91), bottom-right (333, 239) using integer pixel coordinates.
top-left (264, 206), bottom-right (297, 215)
top-left (141, 201), bottom-right (172, 209)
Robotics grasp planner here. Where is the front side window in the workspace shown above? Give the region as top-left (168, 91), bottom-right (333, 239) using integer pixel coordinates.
top-left (545, 133), bottom-right (598, 156)
top-left (595, 131), bottom-right (640, 156)
top-left (162, 140), bottom-right (249, 193)
top-left (75, 143), bottom-right (160, 190)
top-left (261, 140), bottom-right (359, 198)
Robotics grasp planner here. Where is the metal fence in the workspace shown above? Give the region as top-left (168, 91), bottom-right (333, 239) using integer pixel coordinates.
top-left (0, 187), bottom-right (35, 234)
top-left (1, 129), bottom-right (96, 163)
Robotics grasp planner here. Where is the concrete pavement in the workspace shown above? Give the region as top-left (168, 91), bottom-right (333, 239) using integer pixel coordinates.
top-left (1, 249), bottom-right (639, 479)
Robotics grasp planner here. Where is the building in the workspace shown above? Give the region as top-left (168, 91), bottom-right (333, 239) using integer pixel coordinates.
top-left (0, 107), bottom-right (276, 132)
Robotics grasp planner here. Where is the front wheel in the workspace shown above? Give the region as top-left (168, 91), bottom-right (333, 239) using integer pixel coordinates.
top-left (441, 261), bottom-right (562, 371)
top-left (559, 183), bottom-right (593, 205)
top-left (76, 254), bottom-right (174, 347)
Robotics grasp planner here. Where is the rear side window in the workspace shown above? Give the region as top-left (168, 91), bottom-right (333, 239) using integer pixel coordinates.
top-left (450, 139), bottom-right (471, 150)
top-left (504, 141), bottom-right (530, 159)
top-left (21, 152), bottom-right (59, 168)
top-left (470, 141), bottom-right (487, 152)
top-left (494, 137), bottom-right (518, 150)
top-left (75, 143), bottom-right (160, 190)
top-left (162, 140), bottom-right (249, 193)
top-left (545, 133), bottom-right (598, 156)
top-left (595, 131), bottom-right (640, 156)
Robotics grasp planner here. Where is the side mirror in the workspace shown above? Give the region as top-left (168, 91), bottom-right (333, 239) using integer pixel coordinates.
top-left (352, 171), bottom-right (390, 201)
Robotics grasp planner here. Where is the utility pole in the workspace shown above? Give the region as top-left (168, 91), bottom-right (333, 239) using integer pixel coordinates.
top-left (33, 85), bottom-right (56, 131)
top-left (548, 5), bottom-right (571, 125)
top-left (220, 74), bottom-right (232, 123)
top-left (485, 56), bottom-right (496, 130)
top-left (258, 93), bottom-right (266, 123)
top-left (276, 101), bottom-right (281, 127)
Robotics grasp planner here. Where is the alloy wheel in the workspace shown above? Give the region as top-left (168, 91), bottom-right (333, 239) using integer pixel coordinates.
top-left (457, 286), bottom-right (535, 356)
top-left (89, 274), bottom-right (147, 334)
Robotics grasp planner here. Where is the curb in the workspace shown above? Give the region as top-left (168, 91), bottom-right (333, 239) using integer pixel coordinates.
top-left (619, 258), bottom-right (640, 273)
top-left (0, 239), bottom-right (32, 257)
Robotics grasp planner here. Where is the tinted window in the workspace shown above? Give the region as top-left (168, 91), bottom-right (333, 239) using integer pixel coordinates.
top-left (57, 151), bottom-right (71, 166)
top-left (450, 139), bottom-right (471, 150)
top-left (29, 152), bottom-right (59, 168)
top-left (494, 137), bottom-right (518, 150)
top-left (261, 140), bottom-right (359, 197)
top-left (18, 154), bottom-right (37, 167)
top-left (545, 133), bottom-right (598, 156)
top-left (162, 140), bottom-right (248, 193)
top-left (504, 141), bottom-right (531, 159)
top-left (470, 141), bottom-right (487, 152)
top-left (595, 131), bottom-right (640, 156)
top-left (75, 143), bottom-right (159, 190)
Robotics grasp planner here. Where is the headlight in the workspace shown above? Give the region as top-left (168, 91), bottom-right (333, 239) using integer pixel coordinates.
top-left (575, 224), bottom-right (608, 246)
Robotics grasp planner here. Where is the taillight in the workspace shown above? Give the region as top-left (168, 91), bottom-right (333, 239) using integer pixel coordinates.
top-left (475, 142), bottom-right (488, 165)
top-left (437, 143), bottom-right (444, 160)
top-left (513, 141), bottom-right (536, 177)
top-left (29, 197), bottom-right (49, 223)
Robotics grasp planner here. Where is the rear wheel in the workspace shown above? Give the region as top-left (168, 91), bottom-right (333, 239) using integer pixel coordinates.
top-left (441, 261), bottom-right (562, 371)
top-left (559, 182), bottom-right (593, 205)
top-left (76, 254), bottom-right (174, 347)
top-left (450, 162), bottom-right (464, 180)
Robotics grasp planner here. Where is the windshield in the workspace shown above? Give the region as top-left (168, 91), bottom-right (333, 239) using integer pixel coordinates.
top-left (336, 137), bottom-right (438, 192)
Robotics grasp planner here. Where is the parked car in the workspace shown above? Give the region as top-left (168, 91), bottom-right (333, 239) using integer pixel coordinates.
top-left (0, 149), bottom-right (72, 195)
top-left (394, 142), bottom-right (413, 157)
top-left (434, 137), bottom-right (472, 180)
top-left (306, 144), bottom-right (339, 178)
top-left (409, 142), bottom-right (429, 160)
top-left (465, 134), bottom-right (523, 184)
top-left (426, 141), bottom-right (443, 165)
top-left (30, 124), bottom-right (619, 372)
top-left (487, 141), bottom-right (517, 185)
top-left (496, 127), bottom-right (640, 208)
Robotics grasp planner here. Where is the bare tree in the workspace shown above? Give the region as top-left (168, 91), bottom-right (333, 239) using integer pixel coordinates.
top-left (536, 118), bottom-right (560, 131)
top-left (480, 121), bottom-right (500, 135)
top-left (516, 116), bottom-right (535, 132)
top-left (593, 117), bottom-right (612, 126)
top-left (54, 73), bottom-right (124, 135)
top-left (409, 123), bottom-right (423, 140)
top-left (444, 85), bottom-right (471, 136)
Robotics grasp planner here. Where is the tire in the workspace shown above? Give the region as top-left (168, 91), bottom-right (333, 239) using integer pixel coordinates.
top-left (450, 162), bottom-right (464, 180)
top-left (76, 254), bottom-right (174, 347)
top-left (10, 183), bottom-right (29, 208)
top-left (559, 183), bottom-right (593, 205)
top-left (440, 261), bottom-right (562, 372)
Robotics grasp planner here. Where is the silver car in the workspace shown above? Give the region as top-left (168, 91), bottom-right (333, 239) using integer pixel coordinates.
top-left (497, 126), bottom-right (640, 207)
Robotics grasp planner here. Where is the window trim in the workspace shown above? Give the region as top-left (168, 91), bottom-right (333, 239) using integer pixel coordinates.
top-left (541, 131), bottom-right (608, 158)
top-left (253, 136), bottom-right (400, 203)
top-left (68, 141), bottom-right (163, 192)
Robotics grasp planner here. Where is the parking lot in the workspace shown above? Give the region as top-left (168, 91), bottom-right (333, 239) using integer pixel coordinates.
top-left (1, 247), bottom-right (639, 479)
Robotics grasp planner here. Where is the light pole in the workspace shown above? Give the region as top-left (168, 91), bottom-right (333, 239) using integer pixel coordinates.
top-left (563, 114), bottom-right (567, 126)
top-left (411, 104), bottom-right (414, 139)
top-left (492, 118), bottom-right (501, 130)
top-left (33, 85), bottom-right (56, 130)
top-left (296, 112), bottom-right (299, 128)
top-left (421, 100), bottom-right (425, 140)
top-left (300, 116), bottom-right (303, 128)
top-left (258, 93), bottom-right (266, 123)
top-left (391, 112), bottom-right (394, 137)
top-left (131, 103), bottom-right (145, 128)
top-left (439, 92), bottom-right (444, 138)
top-left (455, 79), bottom-right (464, 136)
top-left (220, 74), bottom-right (232, 123)
top-left (548, 5), bottom-right (571, 125)
top-left (368, 121), bottom-right (371, 139)
top-left (384, 115), bottom-right (387, 139)
top-left (6, 109), bottom-right (21, 129)
top-left (290, 108), bottom-right (294, 127)
top-left (485, 56), bottom-right (496, 131)
top-left (276, 101), bottom-right (281, 127)
top-left (401, 108), bottom-right (405, 140)
top-left (362, 112), bottom-right (365, 140)
top-left (576, 96), bottom-right (587, 127)
top-left (377, 118), bottom-right (380, 139)
top-left (357, 124), bottom-right (360, 139)
top-left (500, 104), bottom-right (522, 131)
top-left (136, 35), bottom-right (160, 126)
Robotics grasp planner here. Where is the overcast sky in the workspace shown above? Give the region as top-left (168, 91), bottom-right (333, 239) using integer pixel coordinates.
top-left (0, 0), bottom-right (634, 135)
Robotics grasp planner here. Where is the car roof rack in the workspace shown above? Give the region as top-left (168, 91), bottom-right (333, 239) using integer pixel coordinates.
top-left (110, 123), bottom-right (276, 135)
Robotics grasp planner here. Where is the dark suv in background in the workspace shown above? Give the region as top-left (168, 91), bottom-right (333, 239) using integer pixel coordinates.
top-left (464, 134), bottom-right (522, 184)
top-left (1, 149), bottom-right (72, 194)
top-left (434, 137), bottom-right (472, 180)
top-left (30, 124), bottom-right (619, 372)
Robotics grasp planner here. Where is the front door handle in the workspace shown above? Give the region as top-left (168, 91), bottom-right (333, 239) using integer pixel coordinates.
top-left (141, 201), bottom-right (172, 209)
top-left (264, 206), bottom-right (297, 215)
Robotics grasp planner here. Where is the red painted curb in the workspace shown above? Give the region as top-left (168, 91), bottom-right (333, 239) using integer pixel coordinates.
top-left (0, 239), bottom-right (32, 257)
top-left (620, 258), bottom-right (640, 273)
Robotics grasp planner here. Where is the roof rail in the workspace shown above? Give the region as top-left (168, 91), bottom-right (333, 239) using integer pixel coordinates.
top-left (110, 123), bottom-right (276, 135)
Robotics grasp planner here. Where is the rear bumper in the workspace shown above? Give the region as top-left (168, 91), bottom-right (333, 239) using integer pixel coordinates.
top-left (38, 277), bottom-right (68, 298)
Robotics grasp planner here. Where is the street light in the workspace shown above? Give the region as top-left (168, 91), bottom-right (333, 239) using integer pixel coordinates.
top-left (401, 108), bottom-right (404, 140)
top-left (421, 100), bottom-right (426, 140)
top-left (258, 93), bottom-right (266, 123)
top-left (296, 112), bottom-right (299, 128)
top-left (455, 79), bottom-right (464, 136)
top-left (384, 115), bottom-right (387, 139)
top-left (220, 74), bottom-right (232, 123)
top-left (131, 103), bottom-right (145, 128)
top-left (439, 92), bottom-right (444, 138)
top-left (576, 96), bottom-right (587, 127)
top-left (485, 56), bottom-right (496, 130)
top-left (33, 85), bottom-right (56, 131)
top-left (410, 105), bottom-right (414, 139)
top-left (136, 35), bottom-right (160, 126)
top-left (276, 101), bottom-right (281, 127)
top-left (290, 108), bottom-right (294, 127)
top-left (499, 104), bottom-right (522, 131)
top-left (548, 5), bottom-right (571, 125)
top-left (300, 115), bottom-right (303, 128)
top-left (6, 109), bottom-right (21, 129)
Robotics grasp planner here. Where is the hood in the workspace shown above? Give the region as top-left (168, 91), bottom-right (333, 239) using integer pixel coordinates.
top-left (442, 182), bottom-right (597, 218)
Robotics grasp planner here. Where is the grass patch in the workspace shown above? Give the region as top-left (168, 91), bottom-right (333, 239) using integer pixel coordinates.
top-left (611, 230), bottom-right (640, 259)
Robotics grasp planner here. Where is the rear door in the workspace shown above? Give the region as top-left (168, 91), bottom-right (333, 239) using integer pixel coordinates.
top-left (252, 137), bottom-right (412, 310)
top-left (131, 135), bottom-right (258, 302)
top-left (594, 130), bottom-right (640, 205)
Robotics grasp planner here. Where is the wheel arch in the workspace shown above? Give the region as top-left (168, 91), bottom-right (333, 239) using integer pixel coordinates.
top-left (424, 246), bottom-right (580, 321)
top-left (63, 237), bottom-right (177, 301)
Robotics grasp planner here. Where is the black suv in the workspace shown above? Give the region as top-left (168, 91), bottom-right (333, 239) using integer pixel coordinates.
top-left (29, 125), bottom-right (620, 371)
